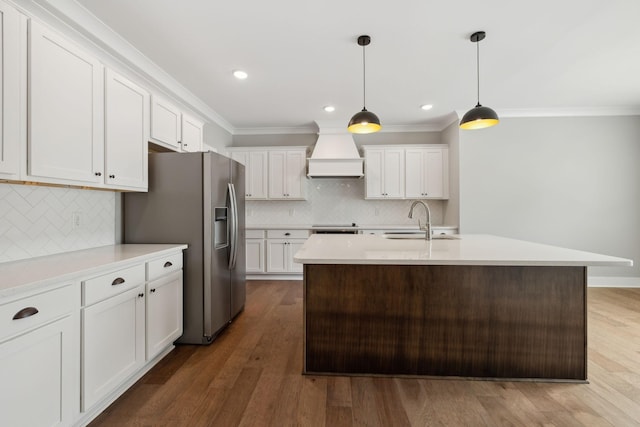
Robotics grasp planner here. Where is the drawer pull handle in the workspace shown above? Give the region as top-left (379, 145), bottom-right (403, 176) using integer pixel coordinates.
top-left (111, 277), bottom-right (126, 286)
top-left (284, 232), bottom-right (291, 236)
top-left (163, 261), bottom-right (173, 268)
top-left (13, 307), bottom-right (39, 320)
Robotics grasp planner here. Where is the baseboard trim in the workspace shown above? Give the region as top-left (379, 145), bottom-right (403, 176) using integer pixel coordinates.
top-left (588, 276), bottom-right (640, 288)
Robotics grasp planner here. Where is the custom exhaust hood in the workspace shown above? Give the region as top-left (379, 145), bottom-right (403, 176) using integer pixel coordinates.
top-left (307, 122), bottom-right (364, 178)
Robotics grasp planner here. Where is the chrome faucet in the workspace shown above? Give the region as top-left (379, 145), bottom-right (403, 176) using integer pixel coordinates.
top-left (408, 200), bottom-right (432, 240)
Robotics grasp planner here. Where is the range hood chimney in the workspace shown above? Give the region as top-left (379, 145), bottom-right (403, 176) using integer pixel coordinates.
top-left (307, 121), bottom-right (364, 178)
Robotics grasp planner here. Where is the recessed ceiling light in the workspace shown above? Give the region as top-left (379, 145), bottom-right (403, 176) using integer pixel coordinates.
top-left (323, 105), bottom-right (335, 112)
top-left (420, 104), bottom-right (433, 111)
top-left (233, 70), bottom-right (248, 80)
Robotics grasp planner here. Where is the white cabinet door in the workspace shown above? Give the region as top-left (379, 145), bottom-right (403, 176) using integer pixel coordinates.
top-left (405, 148), bottom-right (449, 199)
top-left (104, 69), bottom-right (149, 190)
top-left (365, 149), bottom-right (384, 198)
top-left (82, 285), bottom-right (145, 411)
top-left (365, 148), bottom-right (404, 199)
top-left (266, 239), bottom-right (288, 273)
top-left (268, 150), bottom-right (306, 200)
top-left (181, 113), bottom-right (203, 152)
top-left (230, 151), bottom-right (268, 199)
top-left (0, 0), bottom-right (20, 180)
top-left (246, 239), bottom-right (265, 273)
top-left (268, 151), bottom-right (286, 199)
top-left (284, 150), bottom-right (306, 199)
top-left (28, 20), bottom-right (103, 185)
top-left (146, 271), bottom-right (182, 361)
top-left (150, 96), bottom-right (181, 151)
top-left (0, 315), bottom-right (76, 427)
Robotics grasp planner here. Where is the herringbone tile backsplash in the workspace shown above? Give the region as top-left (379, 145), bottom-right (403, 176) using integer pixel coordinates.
top-left (0, 183), bottom-right (115, 263)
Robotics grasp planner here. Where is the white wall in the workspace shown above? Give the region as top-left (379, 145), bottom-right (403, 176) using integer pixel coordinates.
top-left (441, 121), bottom-right (460, 226)
top-left (0, 183), bottom-right (116, 262)
top-left (459, 116), bottom-right (640, 282)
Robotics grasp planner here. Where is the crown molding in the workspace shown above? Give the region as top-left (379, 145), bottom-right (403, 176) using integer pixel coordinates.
top-left (456, 106), bottom-right (640, 120)
top-left (27, 0), bottom-right (235, 134)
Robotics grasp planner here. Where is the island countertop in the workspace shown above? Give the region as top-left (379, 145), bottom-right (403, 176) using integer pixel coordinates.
top-left (293, 234), bottom-right (633, 267)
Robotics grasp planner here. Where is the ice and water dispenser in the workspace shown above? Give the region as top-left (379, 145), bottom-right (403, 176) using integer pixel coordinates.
top-left (214, 207), bottom-right (229, 249)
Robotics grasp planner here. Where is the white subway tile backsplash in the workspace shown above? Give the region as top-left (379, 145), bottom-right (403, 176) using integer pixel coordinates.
top-left (246, 178), bottom-right (444, 226)
top-left (0, 183), bottom-right (116, 263)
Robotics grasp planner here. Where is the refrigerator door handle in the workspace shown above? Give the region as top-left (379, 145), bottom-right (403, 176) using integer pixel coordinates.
top-left (228, 183), bottom-right (238, 270)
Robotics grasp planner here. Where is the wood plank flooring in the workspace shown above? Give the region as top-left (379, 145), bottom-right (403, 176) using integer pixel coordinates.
top-left (90, 282), bottom-right (640, 427)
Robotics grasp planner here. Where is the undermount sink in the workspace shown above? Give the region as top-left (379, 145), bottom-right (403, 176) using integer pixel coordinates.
top-left (382, 231), bottom-right (460, 240)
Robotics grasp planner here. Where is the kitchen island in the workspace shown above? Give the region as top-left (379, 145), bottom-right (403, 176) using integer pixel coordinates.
top-left (294, 234), bottom-right (632, 381)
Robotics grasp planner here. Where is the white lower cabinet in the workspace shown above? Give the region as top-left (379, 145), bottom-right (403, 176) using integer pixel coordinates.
top-left (146, 270), bottom-right (183, 361)
top-left (246, 238), bottom-right (265, 273)
top-left (0, 284), bottom-right (79, 427)
top-left (265, 230), bottom-right (309, 274)
top-left (82, 284), bottom-right (145, 411)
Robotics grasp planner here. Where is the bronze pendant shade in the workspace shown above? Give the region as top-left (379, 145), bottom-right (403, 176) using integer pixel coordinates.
top-left (460, 31), bottom-right (499, 130)
top-left (348, 35), bottom-right (381, 134)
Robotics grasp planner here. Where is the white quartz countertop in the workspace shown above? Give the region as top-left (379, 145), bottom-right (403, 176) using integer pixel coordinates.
top-left (246, 224), bottom-right (458, 230)
top-left (293, 234), bottom-right (633, 267)
top-left (0, 244), bottom-right (188, 299)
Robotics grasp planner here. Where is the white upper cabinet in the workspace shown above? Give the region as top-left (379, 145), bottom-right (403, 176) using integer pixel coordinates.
top-left (150, 95), bottom-right (182, 151)
top-left (0, 0), bottom-right (20, 180)
top-left (405, 147), bottom-right (449, 199)
top-left (180, 113), bottom-right (203, 152)
top-left (364, 147), bottom-right (405, 199)
top-left (268, 149), bottom-right (306, 200)
top-left (228, 147), bottom-right (306, 200)
top-left (28, 20), bottom-right (104, 185)
top-left (104, 69), bottom-right (149, 191)
top-left (229, 150), bottom-right (268, 199)
top-left (364, 145), bottom-right (449, 200)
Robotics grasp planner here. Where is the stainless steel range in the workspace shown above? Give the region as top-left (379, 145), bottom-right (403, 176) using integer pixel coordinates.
top-left (311, 223), bottom-right (359, 234)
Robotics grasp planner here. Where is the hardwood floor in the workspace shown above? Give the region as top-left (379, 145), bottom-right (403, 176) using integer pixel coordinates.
top-left (90, 282), bottom-right (640, 427)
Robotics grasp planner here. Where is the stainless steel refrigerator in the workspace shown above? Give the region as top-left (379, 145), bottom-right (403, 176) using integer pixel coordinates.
top-left (123, 151), bottom-right (246, 344)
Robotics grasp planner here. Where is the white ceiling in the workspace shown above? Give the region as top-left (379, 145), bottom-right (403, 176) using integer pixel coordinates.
top-left (73, 0), bottom-right (640, 133)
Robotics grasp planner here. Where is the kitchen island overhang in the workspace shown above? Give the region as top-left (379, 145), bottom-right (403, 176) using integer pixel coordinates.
top-left (294, 235), bottom-right (632, 381)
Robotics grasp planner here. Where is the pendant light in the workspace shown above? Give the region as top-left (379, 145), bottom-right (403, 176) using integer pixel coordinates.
top-left (460, 31), bottom-right (499, 130)
top-left (348, 35), bottom-right (381, 134)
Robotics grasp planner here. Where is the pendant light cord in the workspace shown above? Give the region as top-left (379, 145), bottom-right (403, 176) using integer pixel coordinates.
top-left (362, 43), bottom-right (367, 110)
top-left (476, 38), bottom-right (480, 106)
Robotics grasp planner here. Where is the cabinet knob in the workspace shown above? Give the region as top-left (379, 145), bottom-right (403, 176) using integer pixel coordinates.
top-left (284, 232), bottom-right (291, 236)
top-left (109, 174), bottom-right (115, 179)
top-left (150, 288), bottom-right (156, 293)
top-left (138, 293), bottom-right (144, 298)
top-left (12, 307), bottom-right (39, 320)
top-left (94, 172), bottom-right (102, 176)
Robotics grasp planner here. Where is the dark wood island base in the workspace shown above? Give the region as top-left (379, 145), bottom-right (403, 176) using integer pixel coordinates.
top-left (303, 264), bottom-right (587, 381)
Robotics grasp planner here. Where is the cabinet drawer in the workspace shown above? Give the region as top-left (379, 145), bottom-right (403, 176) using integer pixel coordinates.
top-left (0, 284), bottom-right (77, 341)
top-left (83, 264), bottom-right (145, 306)
top-left (246, 229), bottom-right (265, 239)
top-left (266, 229), bottom-right (310, 239)
top-left (147, 252), bottom-right (183, 281)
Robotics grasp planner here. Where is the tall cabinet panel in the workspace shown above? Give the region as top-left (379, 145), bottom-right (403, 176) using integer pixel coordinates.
top-left (0, 0), bottom-right (20, 180)
top-left (104, 69), bottom-right (149, 190)
top-left (28, 20), bottom-right (103, 184)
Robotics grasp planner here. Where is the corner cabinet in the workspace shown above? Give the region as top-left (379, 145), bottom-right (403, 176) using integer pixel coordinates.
top-left (150, 96), bottom-right (204, 153)
top-left (227, 146), bottom-right (308, 201)
top-left (0, 0), bottom-right (21, 181)
top-left (363, 145), bottom-right (449, 200)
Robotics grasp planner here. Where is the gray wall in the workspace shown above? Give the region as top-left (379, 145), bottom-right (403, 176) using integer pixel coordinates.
top-left (459, 115), bottom-right (640, 280)
top-left (204, 122), bottom-right (233, 152)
